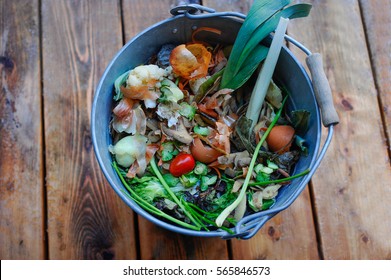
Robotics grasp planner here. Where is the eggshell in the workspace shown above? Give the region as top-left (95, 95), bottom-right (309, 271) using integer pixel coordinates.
top-left (190, 137), bottom-right (222, 163)
top-left (266, 125), bottom-right (295, 153)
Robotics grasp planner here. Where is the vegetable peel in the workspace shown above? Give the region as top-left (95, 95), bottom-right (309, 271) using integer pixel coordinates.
top-left (170, 43), bottom-right (212, 80)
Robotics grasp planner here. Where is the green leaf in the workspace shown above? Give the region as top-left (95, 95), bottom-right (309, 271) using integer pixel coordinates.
top-left (291, 110), bottom-right (310, 135)
top-left (236, 4), bottom-right (312, 73)
top-left (256, 171), bottom-right (271, 182)
top-left (295, 135), bottom-right (308, 156)
top-left (194, 68), bottom-right (224, 103)
top-left (234, 115), bottom-right (256, 154)
top-left (161, 142), bottom-right (178, 162)
top-left (194, 125), bottom-right (210, 136)
top-left (179, 102), bottom-right (197, 120)
top-left (113, 161), bottom-right (201, 231)
top-left (114, 70), bottom-right (130, 100)
top-left (222, 0), bottom-right (291, 86)
top-left (200, 175), bottom-right (218, 191)
top-left (133, 180), bottom-right (167, 203)
top-left (222, 45), bottom-right (268, 89)
top-left (180, 173), bottom-right (199, 188)
top-left (262, 199), bottom-right (275, 210)
top-left (159, 79), bottom-right (184, 103)
top-left (162, 173), bottom-right (180, 187)
top-left (221, 2), bottom-right (312, 90)
top-left (194, 162), bottom-right (208, 176)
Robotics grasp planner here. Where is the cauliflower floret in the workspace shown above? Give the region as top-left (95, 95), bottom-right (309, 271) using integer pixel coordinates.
top-left (126, 65), bottom-right (167, 87)
top-left (123, 65), bottom-right (168, 108)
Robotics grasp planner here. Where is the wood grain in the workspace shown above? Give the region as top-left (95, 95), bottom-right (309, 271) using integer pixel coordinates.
top-left (204, 0), bottom-right (319, 260)
top-left (42, 0), bottom-right (136, 259)
top-left (122, 0), bottom-right (178, 42)
top-left (0, 0), bottom-right (44, 259)
top-left (203, 0), bottom-right (252, 13)
top-left (359, 0), bottom-right (391, 157)
top-left (138, 217), bottom-right (228, 259)
top-left (290, 0), bottom-right (391, 259)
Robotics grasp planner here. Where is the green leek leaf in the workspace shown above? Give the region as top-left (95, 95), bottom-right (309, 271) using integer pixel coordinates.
top-left (220, 1), bottom-right (312, 90)
top-left (222, 0), bottom-right (291, 86)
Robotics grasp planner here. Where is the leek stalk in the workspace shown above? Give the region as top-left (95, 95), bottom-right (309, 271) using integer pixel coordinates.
top-left (246, 17), bottom-right (289, 127)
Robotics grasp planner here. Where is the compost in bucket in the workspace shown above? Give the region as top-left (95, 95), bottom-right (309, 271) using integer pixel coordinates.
top-left (92, 1), bottom-right (328, 239)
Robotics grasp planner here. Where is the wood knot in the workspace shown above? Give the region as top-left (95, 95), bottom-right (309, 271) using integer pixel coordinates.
top-left (268, 226), bottom-right (275, 236)
top-left (101, 250), bottom-right (115, 260)
top-left (361, 233), bottom-right (369, 244)
top-left (6, 182), bottom-right (15, 192)
top-left (341, 98), bottom-right (354, 111)
top-left (267, 226), bottom-right (281, 241)
top-left (84, 133), bottom-right (92, 152)
top-left (0, 56), bottom-right (14, 71)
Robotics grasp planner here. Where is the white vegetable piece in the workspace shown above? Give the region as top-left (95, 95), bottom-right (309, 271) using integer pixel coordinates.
top-left (262, 184), bottom-right (282, 199)
top-left (126, 65), bottom-right (168, 108)
top-left (108, 134), bottom-right (147, 168)
top-left (126, 65), bottom-right (167, 87)
top-left (246, 17), bottom-right (289, 127)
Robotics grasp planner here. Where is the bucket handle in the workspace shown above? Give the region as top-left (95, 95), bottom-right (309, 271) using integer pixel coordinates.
top-left (226, 125), bottom-right (335, 240)
top-left (169, 4), bottom-right (339, 239)
top-left (220, 37), bottom-right (339, 240)
top-left (224, 36), bottom-right (339, 240)
top-left (170, 4), bottom-right (248, 21)
top-left (285, 36), bottom-right (340, 127)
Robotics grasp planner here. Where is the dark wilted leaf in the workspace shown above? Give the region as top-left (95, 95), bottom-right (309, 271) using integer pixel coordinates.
top-left (291, 110), bottom-right (310, 135)
top-left (235, 115), bottom-right (255, 154)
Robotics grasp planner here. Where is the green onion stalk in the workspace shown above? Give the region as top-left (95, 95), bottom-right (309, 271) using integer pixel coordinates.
top-left (215, 95), bottom-right (288, 227)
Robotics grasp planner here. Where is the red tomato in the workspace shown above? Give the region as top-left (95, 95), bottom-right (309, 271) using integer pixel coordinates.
top-left (169, 153), bottom-right (196, 177)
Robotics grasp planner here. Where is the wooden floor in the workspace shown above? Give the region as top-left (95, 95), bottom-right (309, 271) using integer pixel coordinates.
top-left (1, 0), bottom-right (390, 260)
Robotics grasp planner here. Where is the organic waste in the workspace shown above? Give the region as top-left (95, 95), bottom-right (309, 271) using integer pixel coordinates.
top-left (108, 0), bottom-right (312, 232)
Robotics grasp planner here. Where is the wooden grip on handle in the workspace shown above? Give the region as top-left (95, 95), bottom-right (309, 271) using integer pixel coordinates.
top-left (306, 53), bottom-right (339, 127)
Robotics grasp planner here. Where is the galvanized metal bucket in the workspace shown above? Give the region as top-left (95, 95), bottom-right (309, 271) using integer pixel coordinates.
top-left (91, 5), bottom-right (338, 239)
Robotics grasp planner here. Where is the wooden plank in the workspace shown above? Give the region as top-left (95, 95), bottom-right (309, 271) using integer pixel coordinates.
top-left (42, 0), bottom-right (137, 259)
top-left (289, 0), bottom-right (391, 259)
top-left (0, 0), bottom-right (44, 259)
top-left (202, 0), bottom-right (252, 13)
top-left (122, 0), bottom-right (177, 42)
top-left (138, 217), bottom-right (229, 259)
top-left (359, 0), bottom-right (391, 156)
top-left (122, 0), bottom-right (229, 259)
top-left (204, 0), bottom-right (319, 259)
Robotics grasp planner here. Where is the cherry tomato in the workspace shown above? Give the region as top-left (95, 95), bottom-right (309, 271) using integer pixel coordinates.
top-left (169, 153), bottom-right (196, 177)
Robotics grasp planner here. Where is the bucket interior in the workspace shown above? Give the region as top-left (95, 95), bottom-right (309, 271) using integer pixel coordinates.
top-left (92, 15), bottom-right (321, 237)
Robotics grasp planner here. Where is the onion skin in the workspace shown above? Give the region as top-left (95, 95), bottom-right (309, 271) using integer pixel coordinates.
top-left (266, 125), bottom-right (295, 153)
top-left (190, 137), bottom-right (222, 164)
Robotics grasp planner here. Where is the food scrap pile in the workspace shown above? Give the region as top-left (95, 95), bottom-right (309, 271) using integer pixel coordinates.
top-left (108, 0), bottom-right (312, 232)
